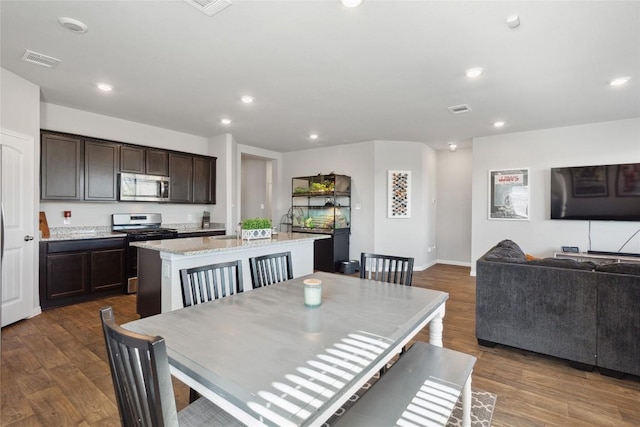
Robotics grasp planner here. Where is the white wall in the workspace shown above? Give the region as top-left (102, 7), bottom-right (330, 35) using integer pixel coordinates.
top-left (241, 156), bottom-right (268, 220)
top-left (436, 147), bottom-right (472, 266)
top-left (281, 141), bottom-right (376, 263)
top-left (1, 67), bottom-right (41, 314)
top-left (373, 141), bottom-right (437, 270)
top-left (471, 118), bottom-right (640, 275)
top-left (281, 140), bottom-right (437, 269)
top-left (40, 103), bottom-right (227, 229)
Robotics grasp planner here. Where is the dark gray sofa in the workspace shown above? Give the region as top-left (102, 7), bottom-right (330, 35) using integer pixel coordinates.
top-left (476, 240), bottom-right (640, 377)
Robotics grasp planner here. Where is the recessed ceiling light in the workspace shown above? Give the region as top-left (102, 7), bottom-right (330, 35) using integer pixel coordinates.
top-left (448, 142), bottom-right (458, 152)
top-left (506, 15), bottom-right (520, 29)
top-left (309, 134), bottom-right (319, 140)
top-left (609, 77), bottom-right (630, 86)
top-left (241, 95), bottom-right (254, 104)
top-left (97, 83), bottom-right (113, 92)
top-left (493, 121), bottom-right (505, 128)
top-left (465, 67), bottom-right (484, 78)
top-left (341, 0), bottom-right (363, 7)
top-left (220, 118), bottom-right (232, 125)
top-left (58, 17), bottom-right (88, 34)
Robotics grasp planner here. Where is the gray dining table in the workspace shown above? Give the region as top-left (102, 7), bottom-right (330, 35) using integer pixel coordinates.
top-left (123, 271), bottom-right (448, 427)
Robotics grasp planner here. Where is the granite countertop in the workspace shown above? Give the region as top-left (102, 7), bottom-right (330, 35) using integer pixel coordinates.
top-left (131, 232), bottom-right (330, 256)
top-left (42, 223), bottom-right (226, 242)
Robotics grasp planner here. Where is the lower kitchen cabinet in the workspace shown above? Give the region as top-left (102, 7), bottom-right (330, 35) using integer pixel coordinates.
top-left (39, 238), bottom-right (126, 309)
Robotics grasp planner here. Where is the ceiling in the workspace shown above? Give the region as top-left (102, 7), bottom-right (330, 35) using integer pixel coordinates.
top-left (1, 1), bottom-right (638, 153)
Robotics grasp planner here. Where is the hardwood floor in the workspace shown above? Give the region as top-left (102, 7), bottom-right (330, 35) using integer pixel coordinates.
top-left (1, 264), bottom-right (639, 426)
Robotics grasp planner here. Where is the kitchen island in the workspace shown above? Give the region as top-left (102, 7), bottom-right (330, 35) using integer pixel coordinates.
top-left (132, 232), bottom-right (330, 316)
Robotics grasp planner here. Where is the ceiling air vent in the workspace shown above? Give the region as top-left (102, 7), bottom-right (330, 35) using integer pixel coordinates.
top-left (448, 104), bottom-right (472, 114)
top-left (184, 0), bottom-right (231, 16)
top-left (21, 50), bottom-right (61, 68)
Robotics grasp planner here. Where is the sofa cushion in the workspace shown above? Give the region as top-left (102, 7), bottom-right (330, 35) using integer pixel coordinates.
top-left (484, 240), bottom-right (527, 262)
top-left (527, 258), bottom-right (596, 271)
top-left (595, 263), bottom-right (640, 276)
top-left (496, 239), bottom-right (525, 255)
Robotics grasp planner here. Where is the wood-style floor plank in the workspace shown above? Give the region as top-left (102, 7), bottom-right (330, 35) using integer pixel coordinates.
top-left (1, 264), bottom-right (639, 426)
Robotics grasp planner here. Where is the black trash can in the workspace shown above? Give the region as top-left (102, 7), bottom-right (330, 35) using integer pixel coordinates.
top-left (340, 260), bottom-right (360, 274)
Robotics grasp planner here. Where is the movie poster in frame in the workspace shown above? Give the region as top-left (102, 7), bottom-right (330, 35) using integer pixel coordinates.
top-left (388, 170), bottom-right (411, 218)
top-left (489, 168), bottom-right (530, 220)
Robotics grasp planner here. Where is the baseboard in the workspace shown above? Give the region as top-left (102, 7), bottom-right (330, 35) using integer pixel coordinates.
top-left (436, 259), bottom-right (472, 268)
top-left (414, 259), bottom-right (437, 271)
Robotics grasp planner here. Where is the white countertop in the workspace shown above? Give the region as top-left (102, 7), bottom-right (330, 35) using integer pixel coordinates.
top-left (131, 232), bottom-right (330, 256)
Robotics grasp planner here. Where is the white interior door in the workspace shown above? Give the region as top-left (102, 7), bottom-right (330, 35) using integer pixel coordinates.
top-left (1, 129), bottom-right (36, 327)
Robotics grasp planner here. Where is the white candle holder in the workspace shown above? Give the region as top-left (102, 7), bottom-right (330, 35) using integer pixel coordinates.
top-left (303, 279), bottom-right (322, 308)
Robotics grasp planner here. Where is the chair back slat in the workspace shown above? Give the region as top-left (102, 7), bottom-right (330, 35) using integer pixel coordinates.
top-left (99, 307), bottom-right (178, 427)
top-left (360, 252), bottom-right (414, 286)
top-left (180, 260), bottom-right (244, 307)
top-left (249, 251), bottom-right (293, 289)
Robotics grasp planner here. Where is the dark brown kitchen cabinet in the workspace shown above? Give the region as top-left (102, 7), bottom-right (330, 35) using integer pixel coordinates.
top-left (169, 152), bottom-right (193, 203)
top-left (39, 238), bottom-right (126, 309)
top-left (41, 132), bottom-right (83, 200)
top-left (193, 155), bottom-right (216, 204)
top-left (121, 145), bottom-right (169, 176)
top-left (120, 145), bottom-right (145, 173)
top-left (84, 139), bottom-right (119, 201)
top-left (40, 130), bottom-right (216, 204)
top-left (146, 149), bottom-right (169, 176)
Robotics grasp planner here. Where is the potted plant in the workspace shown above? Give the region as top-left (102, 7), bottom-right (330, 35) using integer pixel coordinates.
top-left (241, 218), bottom-right (272, 240)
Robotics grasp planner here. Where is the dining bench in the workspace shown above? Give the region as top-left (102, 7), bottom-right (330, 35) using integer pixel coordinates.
top-left (332, 342), bottom-right (476, 427)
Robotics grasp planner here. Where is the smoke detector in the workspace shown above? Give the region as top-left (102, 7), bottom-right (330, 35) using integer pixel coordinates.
top-left (448, 104), bottom-right (472, 114)
top-left (58, 17), bottom-right (88, 34)
top-left (184, 0), bottom-right (231, 16)
top-left (21, 50), bottom-right (61, 68)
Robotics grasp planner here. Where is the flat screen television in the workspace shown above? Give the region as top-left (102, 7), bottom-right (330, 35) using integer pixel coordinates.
top-left (550, 163), bottom-right (640, 221)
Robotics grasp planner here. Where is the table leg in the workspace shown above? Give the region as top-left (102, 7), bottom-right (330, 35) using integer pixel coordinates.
top-left (429, 304), bottom-right (445, 347)
top-left (462, 372), bottom-right (472, 427)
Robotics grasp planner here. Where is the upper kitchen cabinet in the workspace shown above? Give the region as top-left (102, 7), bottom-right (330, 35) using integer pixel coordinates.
top-left (169, 152), bottom-right (193, 203)
top-left (120, 145), bottom-right (145, 173)
top-left (146, 149), bottom-right (169, 176)
top-left (193, 155), bottom-right (216, 204)
top-left (41, 132), bottom-right (83, 200)
top-left (84, 139), bottom-right (119, 201)
top-left (120, 145), bottom-right (169, 176)
top-left (41, 130), bottom-right (216, 204)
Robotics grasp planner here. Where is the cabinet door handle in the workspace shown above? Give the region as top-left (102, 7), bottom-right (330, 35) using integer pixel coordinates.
top-left (24, 235), bottom-right (34, 241)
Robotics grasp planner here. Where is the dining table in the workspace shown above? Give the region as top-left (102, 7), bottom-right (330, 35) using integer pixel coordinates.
top-left (123, 271), bottom-right (448, 427)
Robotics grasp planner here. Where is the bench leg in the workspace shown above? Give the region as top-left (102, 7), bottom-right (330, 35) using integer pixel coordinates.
top-left (462, 371), bottom-right (472, 427)
top-left (429, 305), bottom-right (445, 347)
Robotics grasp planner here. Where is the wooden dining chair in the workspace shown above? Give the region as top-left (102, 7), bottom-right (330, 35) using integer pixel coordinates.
top-left (360, 252), bottom-right (414, 374)
top-left (249, 251), bottom-right (293, 289)
top-left (360, 252), bottom-right (414, 286)
top-left (180, 260), bottom-right (244, 307)
top-left (99, 306), bottom-right (242, 427)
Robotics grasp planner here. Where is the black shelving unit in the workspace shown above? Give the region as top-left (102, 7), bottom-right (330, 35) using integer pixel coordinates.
top-left (291, 174), bottom-right (351, 272)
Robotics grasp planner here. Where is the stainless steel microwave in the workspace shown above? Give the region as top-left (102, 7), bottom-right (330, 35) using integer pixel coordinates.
top-left (119, 173), bottom-right (170, 202)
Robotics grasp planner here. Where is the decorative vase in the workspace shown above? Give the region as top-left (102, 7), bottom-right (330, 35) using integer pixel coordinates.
top-left (242, 228), bottom-right (272, 240)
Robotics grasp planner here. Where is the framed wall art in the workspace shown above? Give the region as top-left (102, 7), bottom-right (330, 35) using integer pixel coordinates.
top-left (489, 168), bottom-right (530, 220)
top-left (388, 170), bottom-right (411, 218)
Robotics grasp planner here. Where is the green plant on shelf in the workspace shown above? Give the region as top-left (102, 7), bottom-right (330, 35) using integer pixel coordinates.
top-left (241, 217), bottom-right (272, 230)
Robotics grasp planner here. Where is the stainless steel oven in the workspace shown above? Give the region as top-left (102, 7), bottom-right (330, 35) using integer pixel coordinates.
top-left (112, 213), bottom-right (178, 293)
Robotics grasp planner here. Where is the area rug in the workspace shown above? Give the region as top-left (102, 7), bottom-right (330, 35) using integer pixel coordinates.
top-left (323, 372), bottom-right (497, 427)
